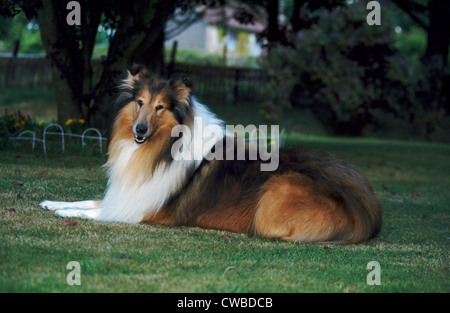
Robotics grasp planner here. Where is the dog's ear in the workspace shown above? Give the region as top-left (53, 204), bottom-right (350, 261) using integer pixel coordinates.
top-left (128, 64), bottom-right (152, 80)
top-left (169, 76), bottom-right (193, 124)
top-left (121, 64), bottom-right (151, 90)
top-left (170, 76), bottom-right (193, 107)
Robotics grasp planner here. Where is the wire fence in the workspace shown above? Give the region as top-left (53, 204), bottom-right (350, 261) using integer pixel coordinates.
top-left (9, 123), bottom-right (106, 154)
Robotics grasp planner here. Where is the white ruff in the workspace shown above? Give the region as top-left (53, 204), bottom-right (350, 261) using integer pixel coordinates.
top-left (97, 100), bottom-right (224, 223)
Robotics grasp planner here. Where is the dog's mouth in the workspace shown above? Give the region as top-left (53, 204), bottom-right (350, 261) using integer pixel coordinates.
top-left (134, 135), bottom-right (149, 145)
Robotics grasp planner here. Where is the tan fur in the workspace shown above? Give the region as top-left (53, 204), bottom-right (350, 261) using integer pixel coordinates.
top-left (254, 173), bottom-right (352, 243)
top-left (143, 209), bottom-right (176, 226)
top-left (193, 193), bottom-right (259, 235)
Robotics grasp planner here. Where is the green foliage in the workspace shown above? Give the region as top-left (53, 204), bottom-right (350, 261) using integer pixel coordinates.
top-left (394, 26), bottom-right (427, 66)
top-left (0, 14), bottom-right (44, 54)
top-left (0, 108), bottom-right (42, 148)
top-left (260, 2), bottom-right (446, 138)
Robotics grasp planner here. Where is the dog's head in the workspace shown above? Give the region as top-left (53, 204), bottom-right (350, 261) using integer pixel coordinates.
top-left (119, 64), bottom-right (194, 145)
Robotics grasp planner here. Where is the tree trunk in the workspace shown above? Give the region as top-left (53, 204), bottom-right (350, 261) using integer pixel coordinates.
top-left (290, 0), bottom-right (302, 33)
top-left (37, 0), bottom-right (84, 124)
top-left (137, 29), bottom-right (165, 76)
top-left (422, 0), bottom-right (450, 66)
top-left (421, 0), bottom-right (450, 111)
top-left (266, 0), bottom-right (280, 47)
top-left (37, 0), bottom-right (103, 124)
top-left (89, 0), bottom-right (175, 134)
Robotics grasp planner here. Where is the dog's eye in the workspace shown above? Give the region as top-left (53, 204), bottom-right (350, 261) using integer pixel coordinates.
top-left (156, 105), bottom-right (164, 111)
top-left (137, 100), bottom-right (144, 107)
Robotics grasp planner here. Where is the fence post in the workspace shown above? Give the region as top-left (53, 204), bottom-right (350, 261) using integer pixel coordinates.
top-left (15, 130), bottom-right (36, 151)
top-left (167, 40), bottom-right (178, 78)
top-left (233, 68), bottom-right (240, 106)
top-left (81, 128), bottom-right (103, 153)
top-left (5, 40), bottom-right (20, 88)
top-left (43, 124), bottom-right (65, 154)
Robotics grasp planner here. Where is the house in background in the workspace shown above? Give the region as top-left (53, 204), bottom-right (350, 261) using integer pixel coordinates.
top-left (165, 3), bottom-right (267, 67)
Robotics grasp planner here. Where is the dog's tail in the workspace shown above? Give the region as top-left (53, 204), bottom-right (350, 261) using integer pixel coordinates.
top-left (295, 149), bottom-right (382, 243)
top-left (255, 149), bottom-right (382, 244)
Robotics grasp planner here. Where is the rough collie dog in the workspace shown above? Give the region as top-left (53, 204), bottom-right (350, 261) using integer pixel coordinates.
top-left (40, 65), bottom-right (382, 244)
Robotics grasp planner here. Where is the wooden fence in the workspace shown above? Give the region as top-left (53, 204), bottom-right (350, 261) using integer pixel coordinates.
top-left (0, 57), bottom-right (265, 104)
top-left (171, 63), bottom-right (265, 104)
top-left (0, 57), bottom-right (53, 88)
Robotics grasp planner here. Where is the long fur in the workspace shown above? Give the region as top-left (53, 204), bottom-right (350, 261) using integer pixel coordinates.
top-left (40, 66), bottom-right (382, 244)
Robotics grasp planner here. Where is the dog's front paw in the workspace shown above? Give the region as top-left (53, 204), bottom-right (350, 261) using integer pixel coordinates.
top-left (55, 209), bottom-right (83, 218)
top-left (39, 200), bottom-right (67, 211)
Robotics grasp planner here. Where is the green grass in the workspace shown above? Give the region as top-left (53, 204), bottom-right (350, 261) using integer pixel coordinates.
top-left (1, 134), bottom-right (449, 293)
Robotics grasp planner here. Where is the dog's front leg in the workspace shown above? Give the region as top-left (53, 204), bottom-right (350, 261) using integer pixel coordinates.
top-left (39, 200), bottom-right (102, 220)
top-left (39, 200), bottom-right (101, 211)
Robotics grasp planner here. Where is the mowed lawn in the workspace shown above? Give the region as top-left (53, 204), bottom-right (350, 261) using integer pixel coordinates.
top-left (0, 134), bottom-right (449, 293)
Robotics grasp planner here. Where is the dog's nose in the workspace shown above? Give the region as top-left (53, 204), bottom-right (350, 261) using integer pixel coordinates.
top-left (135, 123), bottom-right (148, 135)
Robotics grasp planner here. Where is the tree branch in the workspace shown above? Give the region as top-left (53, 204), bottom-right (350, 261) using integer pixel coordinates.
top-left (80, 1), bottom-right (103, 104)
top-left (392, 0), bottom-right (428, 13)
top-left (391, 0), bottom-right (429, 31)
top-left (166, 10), bottom-right (203, 41)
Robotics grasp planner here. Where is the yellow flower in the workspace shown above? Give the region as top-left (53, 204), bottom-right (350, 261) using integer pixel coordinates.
top-left (39, 120), bottom-right (45, 126)
top-left (66, 119), bottom-right (73, 126)
top-left (78, 119), bottom-right (85, 124)
top-left (15, 122), bottom-right (22, 129)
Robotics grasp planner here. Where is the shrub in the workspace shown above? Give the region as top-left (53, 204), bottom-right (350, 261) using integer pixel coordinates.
top-left (261, 2), bottom-right (447, 138)
top-left (0, 109), bottom-right (40, 148)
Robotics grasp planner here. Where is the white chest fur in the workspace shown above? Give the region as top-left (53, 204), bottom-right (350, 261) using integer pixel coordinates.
top-left (98, 101), bottom-right (224, 224)
top-left (97, 142), bottom-right (191, 223)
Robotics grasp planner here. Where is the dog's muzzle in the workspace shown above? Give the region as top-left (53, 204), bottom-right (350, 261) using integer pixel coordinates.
top-left (133, 123), bottom-right (151, 144)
